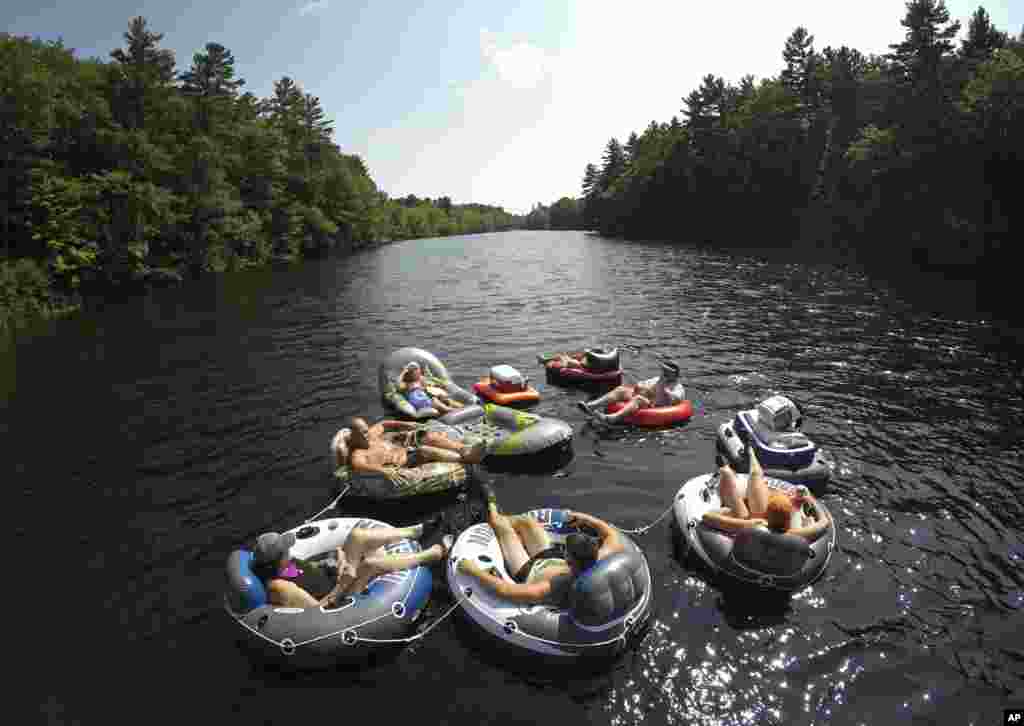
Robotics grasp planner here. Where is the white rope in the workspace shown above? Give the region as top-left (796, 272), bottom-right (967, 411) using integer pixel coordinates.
top-left (614, 504), bottom-right (676, 535)
top-left (304, 484), bottom-right (351, 523)
top-left (351, 592), bottom-right (468, 644)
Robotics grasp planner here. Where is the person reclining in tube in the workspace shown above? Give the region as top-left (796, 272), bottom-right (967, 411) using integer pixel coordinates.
top-left (397, 361), bottom-right (464, 414)
top-left (577, 360), bottom-right (684, 424)
top-left (548, 352), bottom-right (587, 369)
top-left (702, 449), bottom-right (832, 541)
top-left (345, 416), bottom-right (487, 474)
top-left (250, 522), bottom-right (452, 609)
top-left (456, 482), bottom-right (625, 605)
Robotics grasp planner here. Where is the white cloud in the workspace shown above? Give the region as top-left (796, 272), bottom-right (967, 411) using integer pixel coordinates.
top-left (298, 0), bottom-right (328, 17)
top-left (377, 0), bottom-right (946, 214)
top-left (478, 28), bottom-right (553, 90)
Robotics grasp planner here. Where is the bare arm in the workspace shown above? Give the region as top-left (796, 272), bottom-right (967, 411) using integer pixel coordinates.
top-left (380, 420), bottom-right (418, 431)
top-left (789, 503), bottom-right (832, 542)
top-left (702, 510), bottom-right (768, 532)
top-left (457, 560), bottom-right (555, 603)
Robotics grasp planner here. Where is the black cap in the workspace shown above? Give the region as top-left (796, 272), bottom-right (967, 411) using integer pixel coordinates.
top-left (566, 533), bottom-right (599, 565)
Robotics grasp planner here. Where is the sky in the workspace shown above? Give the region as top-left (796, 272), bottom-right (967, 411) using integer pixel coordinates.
top-left (3, 1), bottom-right (1021, 214)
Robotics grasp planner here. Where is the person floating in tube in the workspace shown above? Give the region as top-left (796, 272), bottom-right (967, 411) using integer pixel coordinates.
top-left (343, 416), bottom-right (487, 474)
top-left (455, 482), bottom-right (625, 605)
top-left (250, 521), bottom-right (452, 609)
top-left (398, 361), bottom-right (464, 414)
top-left (702, 448), bottom-right (832, 541)
top-left (577, 360), bottom-right (684, 424)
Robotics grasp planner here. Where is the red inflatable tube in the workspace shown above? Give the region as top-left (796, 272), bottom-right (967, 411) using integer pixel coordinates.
top-left (607, 398), bottom-right (694, 427)
top-left (545, 361), bottom-right (623, 385)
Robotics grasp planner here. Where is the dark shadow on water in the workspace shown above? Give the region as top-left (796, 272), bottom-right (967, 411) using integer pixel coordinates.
top-left (670, 520), bottom-right (794, 631)
top-left (481, 441), bottom-right (575, 476)
top-left (444, 601), bottom-right (655, 702)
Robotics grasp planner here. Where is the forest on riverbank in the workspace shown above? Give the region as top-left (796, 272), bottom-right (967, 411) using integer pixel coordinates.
top-left (0, 18), bottom-right (524, 325)
top-left (569, 1), bottom-right (1021, 323)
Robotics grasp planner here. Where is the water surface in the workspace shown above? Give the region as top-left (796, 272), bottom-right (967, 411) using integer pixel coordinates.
top-left (6, 231), bottom-right (1022, 725)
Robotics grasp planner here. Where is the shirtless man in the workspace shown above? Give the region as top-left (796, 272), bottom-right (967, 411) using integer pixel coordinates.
top-left (456, 483), bottom-right (625, 605)
top-left (346, 416), bottom-right (486, 476)
top-left (578, 361), bottom-right (684, 424)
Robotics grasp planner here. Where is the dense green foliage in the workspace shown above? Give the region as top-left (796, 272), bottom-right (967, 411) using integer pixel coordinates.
top-left (574, 2), bottom-right (1022, 316)
top-left (0, 18), bottom-right (523, 326)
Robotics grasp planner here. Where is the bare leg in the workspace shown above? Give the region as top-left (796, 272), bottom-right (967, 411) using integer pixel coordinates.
top-left (718, 464), bottom-right (750, 519)
top-left (508, 515), bottom-right (554, 556)
top-left (422, 431), bottom-right (468, 452)
top-left (582, 384), bottom-right (634, 412)
top-left (745, 448), bottom-right (770, 517)
top-left (343, 525), bottom-right (420, 562)
top-left (488, 507), bottom-right (531, 575)
top-left (417, 440), bottom-right (487, 464)
top-left (599, 396), bottom-right (645, 424)
top-left (344, 545), bottom-right (446, 596)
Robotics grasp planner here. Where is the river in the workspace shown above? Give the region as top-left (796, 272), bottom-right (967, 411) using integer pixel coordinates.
top-left (4, 231), bottom-right (1022, 725)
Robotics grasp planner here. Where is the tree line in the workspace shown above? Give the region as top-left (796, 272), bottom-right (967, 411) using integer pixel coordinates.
top-left (0, 18), bottom-right (524, 324)
top-left (570, 1), bottom-right (1021, 319)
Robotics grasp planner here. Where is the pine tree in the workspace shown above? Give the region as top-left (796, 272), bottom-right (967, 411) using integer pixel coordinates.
top-left (960, 7), bottom-right (1007, 63)
top-left (109, 17), bottom-right (176, 131)
top-left (887, 0), bottom-right (960, 96)
top-left (179, 43), bottom-right (245, 134)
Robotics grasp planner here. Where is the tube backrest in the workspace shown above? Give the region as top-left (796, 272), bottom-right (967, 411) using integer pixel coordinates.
top-left (568, 551), bottom-right (646, 627)
top-left (226, 550), bottom-right (267, 612)
top-left (730, 527), bottom-right (812, 576)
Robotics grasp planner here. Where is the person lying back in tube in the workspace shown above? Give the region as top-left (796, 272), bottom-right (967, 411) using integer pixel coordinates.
top-left (455, 482), bottom-right (625, 605)
top-left (343, 416), bottom-right (487, 474)
top-left (578, 361), bottom-right (684, 424)
top-left (702, 448), bottom-right (832, 541)
top-left (397, 361), bottom-right (464, 414)
top-left (250, 522), bottom-right (451, 609)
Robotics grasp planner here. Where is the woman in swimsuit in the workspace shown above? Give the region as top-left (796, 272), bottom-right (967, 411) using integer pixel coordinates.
top-left (250, 523), bottom-right (452, 609)
top-left (398, 362), bottom-right (463, 414)
top-left (702, 449), bottom-right (831, 541)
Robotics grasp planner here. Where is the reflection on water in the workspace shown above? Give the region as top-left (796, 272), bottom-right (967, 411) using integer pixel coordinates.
top-left (5, 231), bottom-right (1023, 725)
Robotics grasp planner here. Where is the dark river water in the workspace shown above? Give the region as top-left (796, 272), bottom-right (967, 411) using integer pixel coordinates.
top-left (5, 231), bottom-right (1023, 725)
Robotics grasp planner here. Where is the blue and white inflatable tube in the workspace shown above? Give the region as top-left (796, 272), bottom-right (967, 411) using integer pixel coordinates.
top-left (716, 395), bottom-right (831, 487)
top-left (224, 517), bottom-right (432, 669)
top-left (447, 508), bottom-right (653, 660)
top-left (674, 472), bottom-right (837, 594)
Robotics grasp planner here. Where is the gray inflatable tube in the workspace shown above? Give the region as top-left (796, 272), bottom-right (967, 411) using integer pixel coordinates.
top-left (378, 347), bottom-right (479, 421)
top-left (440, 403), bottom-right (573, 458)
top-left (224, 517), bottom-right (433, 669)
top-left (673, 473), bottom-right (836, 593)
top-left (447, 508), bottom-right (653, 659)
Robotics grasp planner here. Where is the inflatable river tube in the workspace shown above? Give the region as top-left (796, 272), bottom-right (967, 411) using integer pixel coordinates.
top-left (472, 365), bottom-right (540, 406)
top-left (447, 508), bottom-right (653, 660)
top-left (224, 517), bottom-right (433, 669)
top-left (443, 403), bottom-right (573, 459)
top-left (331, 427), bottom-right (470, 499)
top-left (538, 348), bottom-right (624, 386)
top-left (673, 473), bottom-right (837, 594)
top-left (607, 398), bottom-right (694, 427)
top-left (716, 395), bottom-right (831, 487)
top-left (379, 347), bottom-right (479, 421)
